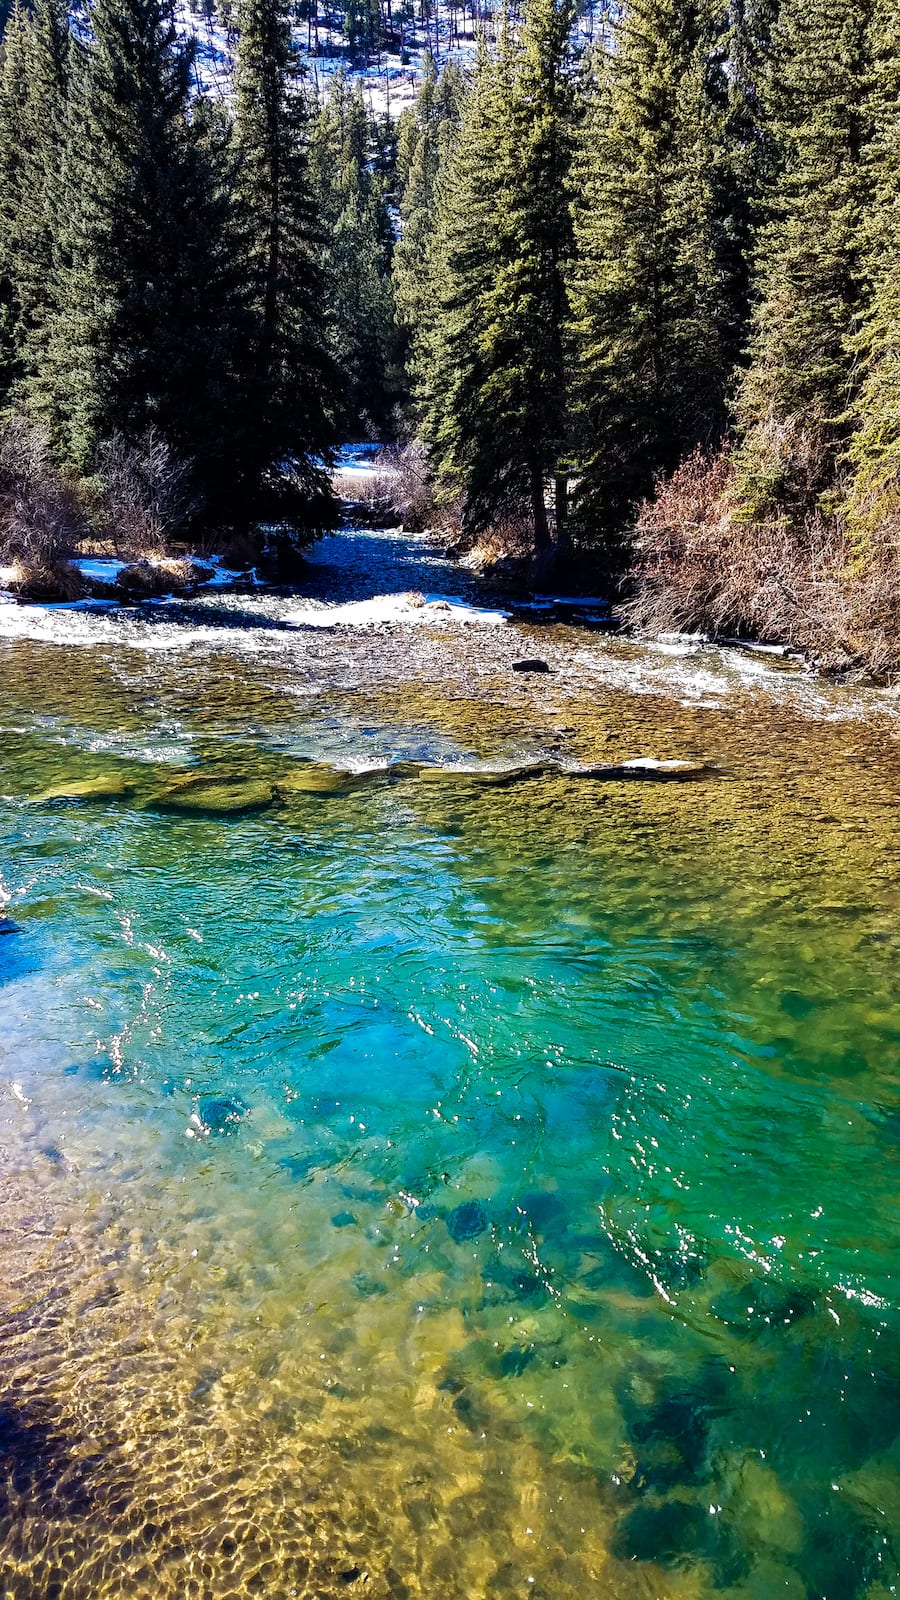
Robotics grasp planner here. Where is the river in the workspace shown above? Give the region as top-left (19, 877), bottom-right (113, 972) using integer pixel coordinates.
top-left (0, 521), bottom-right (899, 1598)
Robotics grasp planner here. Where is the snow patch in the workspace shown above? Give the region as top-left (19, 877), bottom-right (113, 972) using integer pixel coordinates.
top-left (285, 592), bottom-right (509, 629)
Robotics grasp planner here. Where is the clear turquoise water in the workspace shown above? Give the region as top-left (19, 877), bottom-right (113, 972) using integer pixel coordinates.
top-left (1, 605), bottom-right (899, 1598)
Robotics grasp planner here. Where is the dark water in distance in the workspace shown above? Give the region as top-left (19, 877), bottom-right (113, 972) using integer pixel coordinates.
top-left (0, 566), bottom-right (899, 1598)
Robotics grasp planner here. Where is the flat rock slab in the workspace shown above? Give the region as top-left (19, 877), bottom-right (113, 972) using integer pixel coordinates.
top-left (31, 775), bottom-right (137, 803)
top-left (415, 764), bottom-right (546, 787)
top-left (275, 763), bottom-right (389, 796)
top-left (576, 758), bottom-right (710, 782)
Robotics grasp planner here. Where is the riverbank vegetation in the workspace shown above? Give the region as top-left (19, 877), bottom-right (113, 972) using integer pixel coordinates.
top-left (1, 0), bottom-right (899, 672)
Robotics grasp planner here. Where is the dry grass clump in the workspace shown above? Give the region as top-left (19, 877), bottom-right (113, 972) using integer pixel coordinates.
top-left (450, 515), bottom-right (535, 577)
top-left (625, 447), bottom-right (900, 678)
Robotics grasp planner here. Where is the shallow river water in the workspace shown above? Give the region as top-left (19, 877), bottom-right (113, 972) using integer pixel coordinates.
top-left (1, 525), bottom-right (900, 1598)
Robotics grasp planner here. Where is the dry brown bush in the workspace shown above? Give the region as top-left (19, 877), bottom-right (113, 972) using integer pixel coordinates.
top-left (93, 429), bottom-right (200, 559)
top-left (0, 418), bottom-right (85, 571)
top-left (625, 447), bottom-right (900, 679)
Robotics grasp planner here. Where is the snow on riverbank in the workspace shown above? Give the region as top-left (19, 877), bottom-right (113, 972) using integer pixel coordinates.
top-left (285, 592), bottom-right (509, 629)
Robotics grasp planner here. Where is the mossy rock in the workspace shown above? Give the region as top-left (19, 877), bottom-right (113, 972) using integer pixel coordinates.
top-left (274, 763), bottom-right (387, 797)
top-left (155, 773), bottom-right (276, 814)
top-left (31, 774), bottom-right (137, 804)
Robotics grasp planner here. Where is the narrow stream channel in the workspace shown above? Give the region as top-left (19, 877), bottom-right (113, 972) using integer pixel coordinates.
top-left (1, 523), bottom-right (899, 1598)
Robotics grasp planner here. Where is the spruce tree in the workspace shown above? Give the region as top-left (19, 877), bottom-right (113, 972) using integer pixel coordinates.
top-left (30, 0), bottom-right (248, 518)
top-left (415, 0), bottom-right (574, 561)
top-left (0, 0), bottom-right (70, 407)
top-left (567, 0), bottom-right (731, 548)
top-left (393, 55), bottom-right (462, 367)
top-left (310, 71), bottom-right (396, 436)
top-left (733, 0), bottom-right (871, 520)
top-left (717, 0), bottom-right (782, 367)
top-left (233, 0), bottom-right (337, 520)
top-left (845, 0), bottom-right (900, 542)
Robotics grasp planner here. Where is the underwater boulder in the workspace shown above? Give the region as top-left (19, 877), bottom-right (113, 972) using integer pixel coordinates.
top-left (31, 774), bottom-right (136, 804)
top-left (446, 1199), bottom-right (490, 1243)
top-left (274, 763), bottom-right (386, 797)
top-left (710, 1274), bottom-right (818, 1335)
top-left (156, 773), bottom-right (275, 814)
top-left (196, 1094), bottom-right (247, 1135)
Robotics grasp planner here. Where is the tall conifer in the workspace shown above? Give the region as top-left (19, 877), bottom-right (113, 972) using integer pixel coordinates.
top-left (733, 0), bottom-right (871, 518)
top-left (0, 0), bottom-right (70, 406)
top-left (845, 0), bottom-right (900, 540)
top-left (30, 0), bottom-right (247, 515)
top-left (310, 71), bottom-right (396, 436)
top-left (415, 0), bottom-right (574, 560)
top-left (233, 0), bottom-right (337, 521)
top-left (567, 0), bottom-right (730, 546)
top-left (393, 56), bottom-right (462, 362)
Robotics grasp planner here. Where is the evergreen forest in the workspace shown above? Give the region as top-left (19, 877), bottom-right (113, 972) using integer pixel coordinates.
top-left (1, 0), bottom-right (900, 671)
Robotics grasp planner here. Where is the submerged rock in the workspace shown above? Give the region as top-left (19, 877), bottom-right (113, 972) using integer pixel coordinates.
top-left (157, 773), bottom-right (275, 814)
top-left (0, 917), bottom-right (20, 936)
top-left (274, 763), bottom-right (386, 797)
top-left (710, 1274), bottom-right (818, 1333)
top-left (197, 1094), bottom-right (247, 1135)
top-left (279, 1146), bottom-right (341, 1182)
top-left (31, 774), bottom-right (136, 804)
top-left (446, 1199), bottom-right (490, 1242)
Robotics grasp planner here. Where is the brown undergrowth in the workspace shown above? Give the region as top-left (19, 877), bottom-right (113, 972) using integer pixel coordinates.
top-left (0, 419), bottom-right (203, 600)
top-left (625, 447), bottom-right (900, 679)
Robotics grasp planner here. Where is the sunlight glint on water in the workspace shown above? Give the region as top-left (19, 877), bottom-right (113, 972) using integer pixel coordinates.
top-left (0, 629), bottom-right (899, 1599)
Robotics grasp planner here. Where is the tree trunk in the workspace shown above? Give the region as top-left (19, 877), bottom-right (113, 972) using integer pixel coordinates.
top-left (554, 471), bottom-right (570, 556)
top-left (530, 463), bottom-right (555, 589)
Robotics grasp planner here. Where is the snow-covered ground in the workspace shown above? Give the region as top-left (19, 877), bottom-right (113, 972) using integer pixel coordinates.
top-left (179, 0), bottom-right (614, 118)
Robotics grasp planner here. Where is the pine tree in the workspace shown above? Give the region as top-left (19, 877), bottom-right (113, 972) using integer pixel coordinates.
top-left (0, 0), bottom-right (70, 407)
top-left (415, 0), bottom-right (575, 561)
top-left (393, 55), bottom-right (462, 363)
top-left (567, 0), bottom-right (731, 548)
top-left (310, 71), bottom-right (396, 436)
top-left (717, 0), bottom-right (782, 367)
top-left (30, 0), bottom-right (248, 518)
top-left (733, 0), bottom-right (871, 520)
top-left (844, 0), bottom-right (900, 542)
top-left (233, 0), bottom-right (337, 525)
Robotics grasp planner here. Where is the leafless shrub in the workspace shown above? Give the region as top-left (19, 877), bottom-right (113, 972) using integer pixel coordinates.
top-left (333, 442), bottom-right (437, 528)
top-left (383, 441), bottom-right (435, 528)
top-left (625, 446), bottom-right (900, 679)
top-left (93, 430), bottom-right (200, 559)
top-left (0, 417), bottom-right (85, 572)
